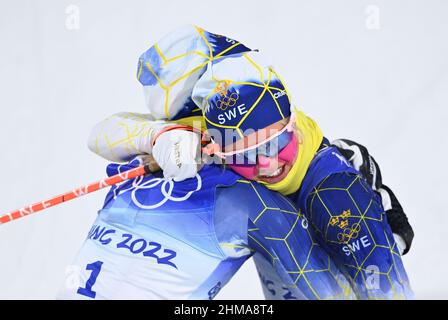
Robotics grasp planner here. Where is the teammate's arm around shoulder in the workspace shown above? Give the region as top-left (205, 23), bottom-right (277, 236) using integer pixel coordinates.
top-left (87, 112), bottom-right (202, 181)
top-left (87, 112), bottom-right (166, 162)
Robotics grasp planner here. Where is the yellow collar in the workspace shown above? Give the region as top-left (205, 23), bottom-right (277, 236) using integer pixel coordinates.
top-left (260, 110), bottom-right (323, 195)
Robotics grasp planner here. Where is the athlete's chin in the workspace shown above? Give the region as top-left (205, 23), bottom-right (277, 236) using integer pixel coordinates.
top-left (257, 164), bottom-right (292, 184)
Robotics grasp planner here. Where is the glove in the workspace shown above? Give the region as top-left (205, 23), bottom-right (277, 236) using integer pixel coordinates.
top-left (152, 129), bottom-right (202, 181)
top-left (331, 139), bottom-right (414, 255)
top-left (378, 185), bottom-right (414, 255)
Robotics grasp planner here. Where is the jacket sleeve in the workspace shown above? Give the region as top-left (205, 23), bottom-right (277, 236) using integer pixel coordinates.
top-left (306, 171), bottom-right (414, 299)
top-left (87, 112), bottom-right (172, 162)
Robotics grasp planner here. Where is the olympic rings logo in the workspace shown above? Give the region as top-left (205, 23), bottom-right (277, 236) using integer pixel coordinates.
top-left (111, 159), bottom-right (203, 210)
top-left (337, 223), bottom-right (361, 243)
top-left (128, 174), bottom-right (203, 210)
top-left (107, 158), bottom-right (202, 210)
top-left (217, 92), bottom-right (239, 111)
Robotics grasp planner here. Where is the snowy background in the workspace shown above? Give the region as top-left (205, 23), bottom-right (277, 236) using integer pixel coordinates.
top-left (0, 0), bottom-right (446, 299)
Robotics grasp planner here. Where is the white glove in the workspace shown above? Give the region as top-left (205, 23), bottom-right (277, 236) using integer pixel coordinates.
top-left (152, 129), bottom-right (201, 181)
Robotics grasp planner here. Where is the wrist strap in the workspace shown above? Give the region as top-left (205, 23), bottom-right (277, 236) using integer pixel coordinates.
top-left (152, 124), bottom-right (208, 147)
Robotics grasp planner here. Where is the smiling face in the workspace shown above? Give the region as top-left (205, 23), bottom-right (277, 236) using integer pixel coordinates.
top-left (222, 117), bottom-right (300, 184)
